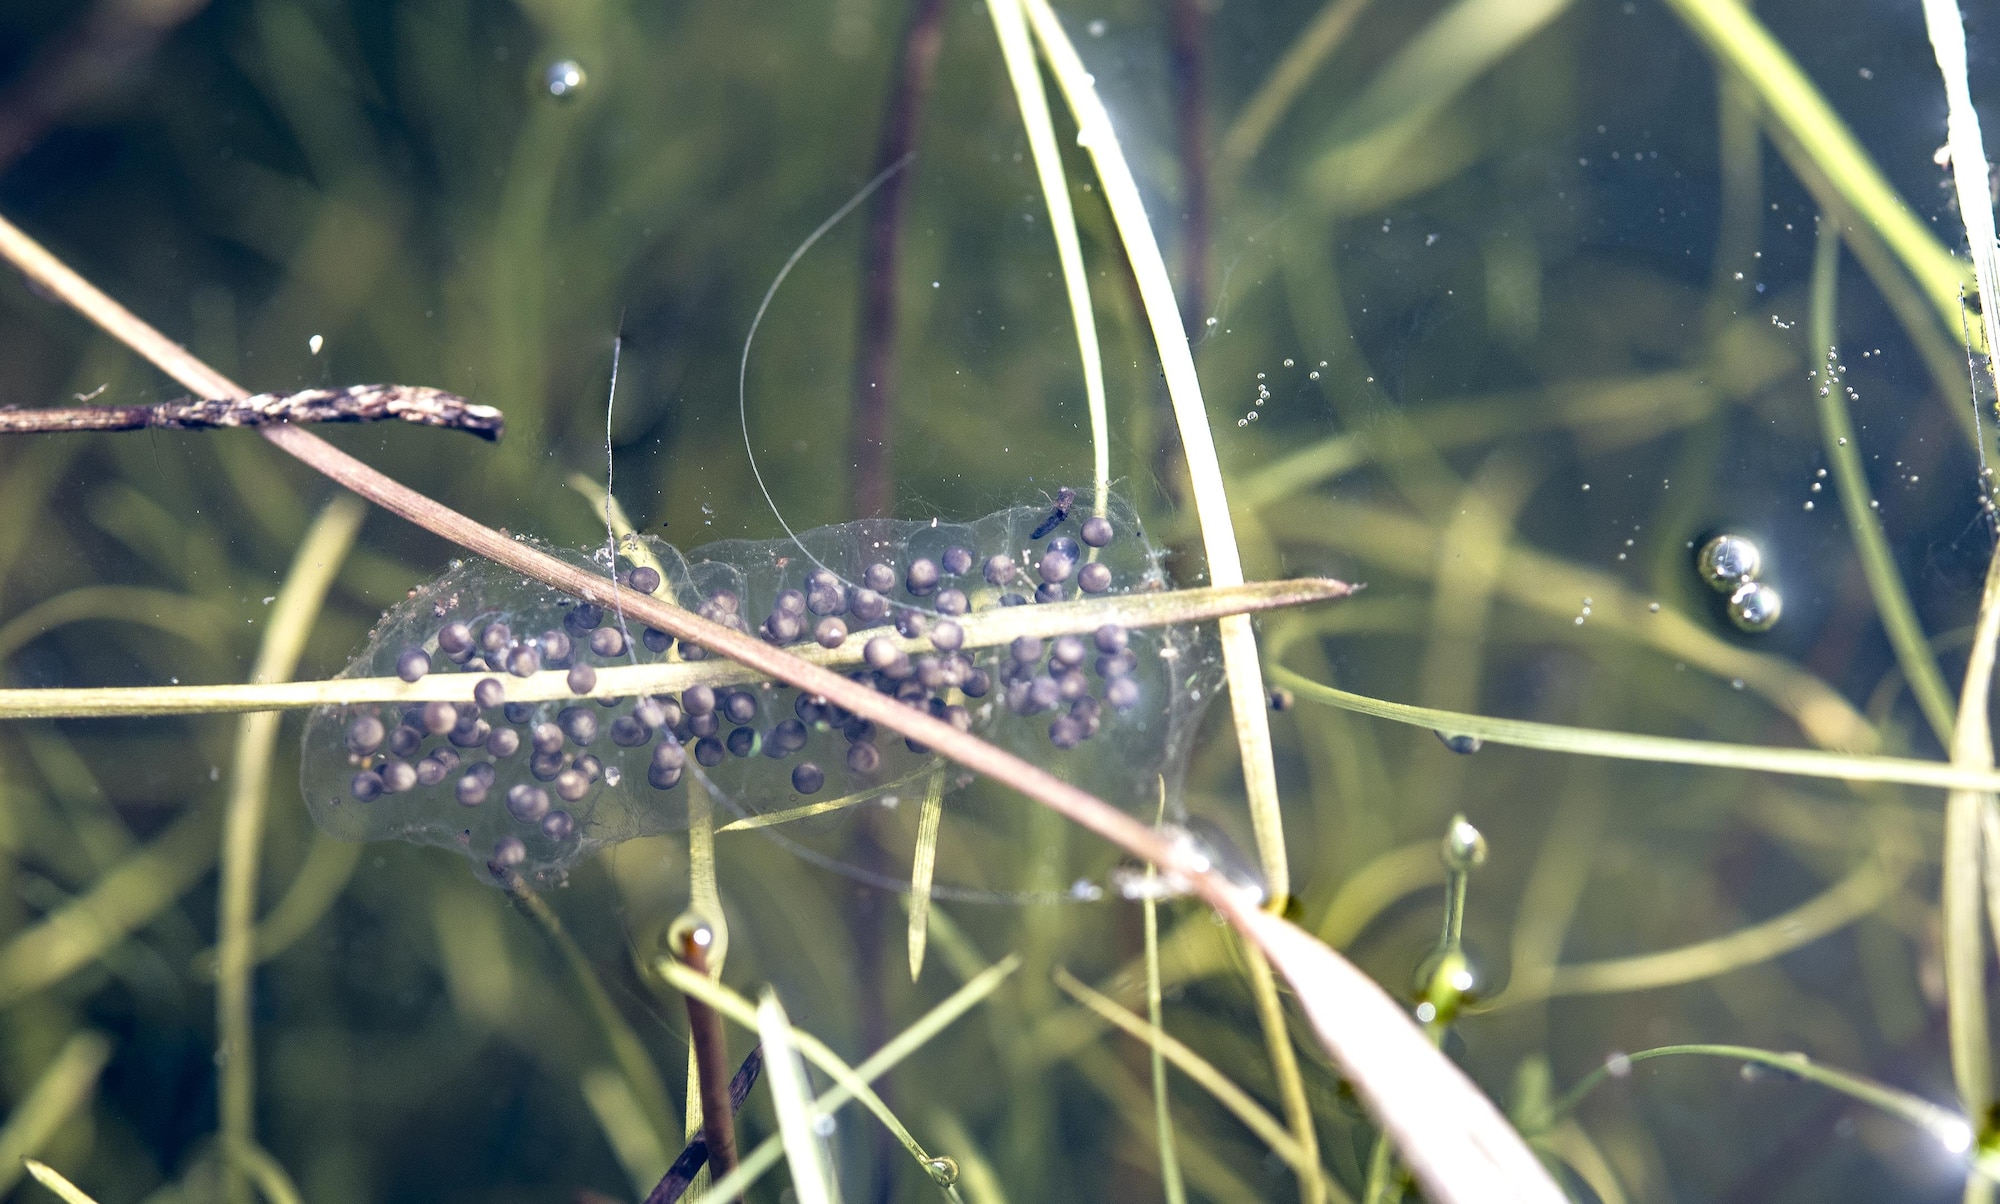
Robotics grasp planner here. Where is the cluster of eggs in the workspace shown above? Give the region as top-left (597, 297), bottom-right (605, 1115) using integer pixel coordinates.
top-left (302, 497), bottom-right (1209, 880)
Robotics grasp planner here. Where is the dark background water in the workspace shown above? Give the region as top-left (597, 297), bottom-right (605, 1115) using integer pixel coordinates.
top-left (0, 0), bottom-right (1995, 1200)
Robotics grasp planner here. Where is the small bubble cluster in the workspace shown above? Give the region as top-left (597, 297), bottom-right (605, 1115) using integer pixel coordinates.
top-left (1696, 533), bottom-right (1781, 633)
top-left (302, 494), bottom-right (1215, 882)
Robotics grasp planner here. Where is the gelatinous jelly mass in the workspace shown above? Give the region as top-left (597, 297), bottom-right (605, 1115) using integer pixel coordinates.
top-left (300, 496), bottom-right (1219, 884)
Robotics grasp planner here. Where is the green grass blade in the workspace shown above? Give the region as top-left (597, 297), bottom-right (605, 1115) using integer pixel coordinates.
top-left (908, 764), bottom-right (948, 981)
top-left (23, 1161), bottom-right (101, 1204)
top-left (1018, 0), bottom-right (1291, 901)
top-left (1661, 0), bottom-right (1971, 338)
top-left (1807, 215), bottom-right (1955, 745)
top-left (980, 0), bottom-right (1109, 512)
top-left (758, 989), bottom-right (841, 1204)
top-left (0, 579), bottom-right (1347, 719)
top-left (1053, 967), bottom-right (1345, 1202)
top-left (1545, 1044), bottom-right (1975, 1160)
top-left (659, 954), bottom-right (1022, 1188)
top-left (1488, 857), bottom-right (1895, 1007)
top-left (1269, 666), bottom-right (2000, 793)
top-left (0, 1033), bottom-right (112, 1200)
top-left (216, 494), bottom-right (365, 1204)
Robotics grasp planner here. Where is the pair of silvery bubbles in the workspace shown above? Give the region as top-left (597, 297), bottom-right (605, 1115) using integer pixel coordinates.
top-left (1697, 535), bottom-right (1782, 632)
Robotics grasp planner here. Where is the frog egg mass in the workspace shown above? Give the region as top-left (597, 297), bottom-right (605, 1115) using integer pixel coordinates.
top-left (300, 495), bottom-right (1215, 883)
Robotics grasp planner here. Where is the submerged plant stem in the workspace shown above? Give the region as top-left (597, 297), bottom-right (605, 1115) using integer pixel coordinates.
top-left (0, 578), bottom-right (1344, 719)
top-left (1808, 215), bottom-right (1955, 745)
top-left (981, 0), bottom-right (1109, 513)
top-left (907, 763), bottom-right (947, 980)
top-left (216, 495), bottom-right (364, 1204)
top-left (1018, 0), bottom-right (1291, 903)
top-left (673, 925), bottom-right (740, 1194)
top-left (1944, 542), bottom-right (2000, 1133)
top-left (1269, 667), bottom-right (2000, 793)
top-left (1662, 0), bottom-right (1971, 339)
top-left (502, 873), bottom-right (678, 1158)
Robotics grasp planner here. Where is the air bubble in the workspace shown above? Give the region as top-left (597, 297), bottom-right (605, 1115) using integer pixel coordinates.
top-left (1696, 534), bottom-right (1761, 591)
top-left (1728, 582), bottom-right (1782, 632)
top-left (544, 60), bottom-right (586, 100)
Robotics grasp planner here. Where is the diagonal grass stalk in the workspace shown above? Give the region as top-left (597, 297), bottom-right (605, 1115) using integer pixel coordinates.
top-left (501, 872), bottom-right (679, 1157)
top-left (1543, 1044), bottom-right (1978, 1166)
top-left (23, 1161), bottom-right (100, 1204)
top-left (757, 989), bottom-right (840, 1204)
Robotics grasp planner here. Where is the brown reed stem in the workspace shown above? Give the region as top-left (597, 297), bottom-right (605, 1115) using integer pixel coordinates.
top-left (645, 1046), bottom-right (763, 1204)
top-left (673, 924), bottom-right (741, 1196)
top-left (850, 0), bottom-right (947, 519)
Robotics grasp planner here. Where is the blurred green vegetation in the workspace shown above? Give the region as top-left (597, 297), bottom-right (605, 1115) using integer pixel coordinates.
top-left (0, 0), bottom-right (1995, 1200)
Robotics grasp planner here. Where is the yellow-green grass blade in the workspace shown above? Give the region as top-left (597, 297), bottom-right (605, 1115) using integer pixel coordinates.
top-left (1269, 667), bottom-right (2000, 793)
top-left (0, 578), bottom-right (1348, 719)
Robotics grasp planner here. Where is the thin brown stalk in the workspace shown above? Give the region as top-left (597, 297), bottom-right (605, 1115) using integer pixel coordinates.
top-left (851, 0), bottom-right (948, 518)
top-left (0, 385), bottom-right (503, 440)
top-left (646, 1046), bottom-right (764, 1204)
top-left (0, 207), bottom-right (1564, 1204)
top-left (1167, 0), bottom-right (1210, 332)
top-left (673, 923), bottom-right (741, 1195)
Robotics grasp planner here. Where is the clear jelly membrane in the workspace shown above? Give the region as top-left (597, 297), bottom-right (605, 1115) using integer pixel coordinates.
top-left (300, 494), bottom-right (1220, 891)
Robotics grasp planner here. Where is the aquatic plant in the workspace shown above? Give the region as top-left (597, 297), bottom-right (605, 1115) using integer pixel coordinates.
top-left (4, 0), bottom-right (2000, 1201)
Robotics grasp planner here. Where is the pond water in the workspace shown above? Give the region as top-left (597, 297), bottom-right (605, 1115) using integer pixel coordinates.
top-left (0, 0), bottom-right (1995, 1201)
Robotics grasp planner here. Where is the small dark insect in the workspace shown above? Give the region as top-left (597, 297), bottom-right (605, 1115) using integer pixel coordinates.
top-left (1031, 486), bottom-right (1077, 539)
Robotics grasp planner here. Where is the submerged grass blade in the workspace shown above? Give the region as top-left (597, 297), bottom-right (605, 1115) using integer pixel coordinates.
top-left (661, 955), bottom-right (1022, 1201)
top-left (1944, 544), bottom-right (2000, 1125)
top-left (226, 1138), bottom-right (307, 1204)
top-left (1244, 942), bottom-right (1327, 1204)
top-left (1923, 0), bottom-right (2000, 403)
top-left (908, 763), bottom-right (948, 980)
top-left (757, 990), bottom-right (839, 1204)
top-left (22, 1161), bottom-right (100, 1204)
top-left (0, 585), bottom-right (233, 662)
top-left (1217, 0), bottom-right (1371, 184)
top-left (0, 578), bottom-right (1348, 719)
top-left (1661, 0), bottom-right (1971, 340)
top-left (1807, 216), bottom-right (1954, 745)
top-left (217, 493), bottom-right (365, 1204)
top-left (718, 763), bottom-right (937, 833)
top-left (0, 798), bottom-right (218, 1006)
top-left (1052, 967), bottom-right (1343, 1202)
top-left (1018, 0), bottom-right (1290, 902)
top-left (503, 873), bottom-right (679, 1159)
top-left (980, 0), bottom-right (1108, 512)
top-left (1269, 667), bottom-right (2000, 793)
top-left (0, 1033), bottom-right (112, 1200)
top-left (1488, 857), bottom-right (1895, 1007)
top-left (1544, 1044), bottom-right (1976, 1162)
top-left (1145, 786), bottom-right (1187, 1204)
